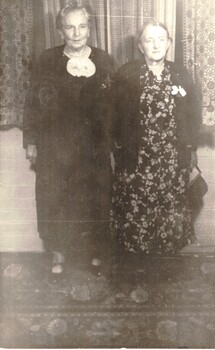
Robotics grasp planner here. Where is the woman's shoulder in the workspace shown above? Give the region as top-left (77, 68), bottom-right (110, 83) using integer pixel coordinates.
top-left (167, 60), bottom-right (191, 77)
top-left (90, 46), bottom-right (112, 59)
top-left (167, 60), bottom-right (195, 87)
top-left (30, 45), bottom-right (65, 76)
top-left (90, 47), bottom-right (115, 71)
top-left (39, 45), bottom-right (65, 62)
top-left (117, 59), bottom-right (143, 80)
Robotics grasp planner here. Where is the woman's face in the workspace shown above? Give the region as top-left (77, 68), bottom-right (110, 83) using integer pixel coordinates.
top-left (60, 10), bottom-right (90, 52)
top-left (138, 24), bottom-right (171, 64)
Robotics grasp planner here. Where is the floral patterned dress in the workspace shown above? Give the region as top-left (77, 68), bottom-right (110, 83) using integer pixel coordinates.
top-left (111, 62), bottom-right (196, 254)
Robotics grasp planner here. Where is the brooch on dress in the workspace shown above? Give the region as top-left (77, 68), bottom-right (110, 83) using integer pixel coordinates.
top-left (67, 57), bottom-right (96, 77)
top-left (171, 85), bottom-right (187, 98)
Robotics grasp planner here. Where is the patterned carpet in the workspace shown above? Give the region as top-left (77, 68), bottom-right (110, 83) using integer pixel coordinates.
top-left (1, 252), bottom-right (215, 348)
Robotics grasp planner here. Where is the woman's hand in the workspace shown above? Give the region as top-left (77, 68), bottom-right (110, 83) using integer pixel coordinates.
top-left (190, 151), bottom-right (198, 171)
top-left (26, 144), bottom-right (37, 164)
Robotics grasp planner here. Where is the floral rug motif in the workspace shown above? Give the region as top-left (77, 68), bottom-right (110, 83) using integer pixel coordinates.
top-left (1, 252), bottom-right (215, 348)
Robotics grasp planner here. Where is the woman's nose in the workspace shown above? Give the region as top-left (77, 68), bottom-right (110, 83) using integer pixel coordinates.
top-left (153, 40), bottom-right (160, 48)
top-left (74, 28), bottom-right (80, 37)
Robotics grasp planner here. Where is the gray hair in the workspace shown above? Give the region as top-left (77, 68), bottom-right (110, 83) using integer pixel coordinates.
top-left (138, 19), bottom-right (172, 43)
top-left (56, 0), bottom-right (92, 30)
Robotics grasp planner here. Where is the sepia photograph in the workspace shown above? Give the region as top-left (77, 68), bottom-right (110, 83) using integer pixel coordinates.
top-left (0, 0), bottom-right (215, 348)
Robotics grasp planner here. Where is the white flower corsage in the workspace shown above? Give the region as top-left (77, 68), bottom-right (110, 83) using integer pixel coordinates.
top-left (171, 85), bottom-right (187, 97)
top-left (67, 57), bottom-right (96, 77)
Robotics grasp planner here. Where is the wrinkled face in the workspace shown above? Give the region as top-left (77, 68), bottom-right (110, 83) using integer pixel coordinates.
top-left (60, 10), bottom-right (90, 51)
top-left (138, 24), bottom-right (171, 64)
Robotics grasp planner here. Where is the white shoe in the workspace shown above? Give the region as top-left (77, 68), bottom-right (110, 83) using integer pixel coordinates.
top-left (52, 264), bottom-right (63, 274)
top-left (52, 251), bottom-right (65, 274)
top-left (91, 258), bottom-right (102, 266)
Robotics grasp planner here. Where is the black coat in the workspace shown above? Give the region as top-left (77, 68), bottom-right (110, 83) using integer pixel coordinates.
top-left (23, 45), bottom-right (115, 245)
top-left (111, 58), bottom-right (201, 173)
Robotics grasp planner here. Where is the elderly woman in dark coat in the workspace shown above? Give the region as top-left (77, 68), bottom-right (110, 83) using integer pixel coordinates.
top-left (111, 19), bottom-right (201, 256)
top-left (23, 1), bottom-right (115, 273)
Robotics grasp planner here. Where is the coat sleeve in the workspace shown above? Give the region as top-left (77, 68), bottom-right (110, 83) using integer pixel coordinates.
top-left (110, 65), bottom-right (131, 151)
top-left (22, 49), bottom-right (53, 149)
top-left (22, 58), bottom-right (42, 149)
top-left (90, 50), bottom-right (117, 153)
top-left (110, 63), bottom-right (139, 173)
top-left (185, 70), bottom-right (202, 151)
top-left (171, 63), bottom-right (202, 153)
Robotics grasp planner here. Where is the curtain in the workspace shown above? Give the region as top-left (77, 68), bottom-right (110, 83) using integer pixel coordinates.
top-left (0, 0), bottom-right (176, 126)
top-left (182, 0), bottom-right (215, 127)
top-left (41, 0), bottom-right (176, 66)
top-left (42, 0), bottom-right (62, 48)
top-left (0, 0), bottom-right (33, 127)
top-left (153, 0), bottom-right (176, 61)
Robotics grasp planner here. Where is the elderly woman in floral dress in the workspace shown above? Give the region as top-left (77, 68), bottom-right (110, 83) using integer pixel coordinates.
top-left (111, 19), bottom-right (201, 257)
